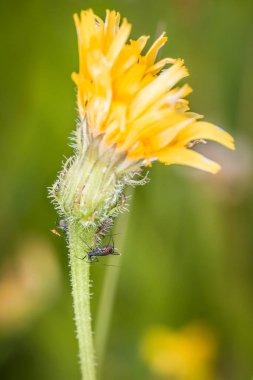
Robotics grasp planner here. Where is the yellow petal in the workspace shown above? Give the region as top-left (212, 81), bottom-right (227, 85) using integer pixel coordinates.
top-left (104, 10), bottom-right (120, 50)
top-left (150, 116), bottom-right (198, 151)
top-left (80, 10), bottom-right (103, 48)
top-left (147, 84), bottom-right (193, 112)
top-left (157, 147), bottom-right (221, 173)
top-left (145, 58), bottom-right (176, 75)
top-left (121, 112), bottom-right (189, 151)
top-left (145, 32), bottom-right (168, 66)
top-left (86, 50), bottom-right (112, 132)
top-left (129, 59), bottom-right (189, 120)
top-left (106, 18), bottom-right (131, 67)
top-left (112, 36), bottom-right (150, 79)
top-left (111, 48), bottom-right (138, 79)
top-left (107, 102), bottom-right (127, 132)
top-left (71, 73), bottom-right (94, 115)
top-left (113, 63), bottom-right (146, 102)
top-left (176, 121), bottom-right (235, 150)
top-left (104, 10), bottom-right (120, 35)
top-left (130, 35), bottom-right (150, 53)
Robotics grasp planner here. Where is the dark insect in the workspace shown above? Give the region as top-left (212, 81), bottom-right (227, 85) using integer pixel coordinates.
top-left (82, 236), bottom-right (120, 263)
top-left (94, 192), bottom-right (126, 243)
top-left (86, 244), bottom-right (120, 262)
top-left (95, 217), bottom-right (113, 243)
top-left (58, 219), bottom-right (68, 233)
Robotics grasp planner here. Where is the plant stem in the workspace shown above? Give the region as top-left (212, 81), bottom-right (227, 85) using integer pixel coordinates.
top-left (68, 222), bottom-right (96, 380)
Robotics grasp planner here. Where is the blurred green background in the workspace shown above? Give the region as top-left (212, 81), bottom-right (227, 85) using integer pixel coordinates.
top-left (1, 0), bottom-right (253, 379)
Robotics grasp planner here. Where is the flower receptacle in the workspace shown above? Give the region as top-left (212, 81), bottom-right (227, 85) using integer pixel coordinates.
top-left (50, 120), bottom-right (128, 228)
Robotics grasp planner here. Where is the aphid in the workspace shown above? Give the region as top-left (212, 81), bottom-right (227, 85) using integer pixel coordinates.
top-left (58, 219), bottom-right (68, 233)
top-left (82, 236), bottom-right (120, 263)
top-left (95, 217), bottom-right (113, 243)
top-left (86, 244), bottom-right (120, 263)
top-left (121, 192), bottom-right (127, 207)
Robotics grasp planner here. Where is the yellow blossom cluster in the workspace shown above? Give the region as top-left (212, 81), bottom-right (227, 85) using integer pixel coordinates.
top-left (72, 9), bottom-right (234, 173)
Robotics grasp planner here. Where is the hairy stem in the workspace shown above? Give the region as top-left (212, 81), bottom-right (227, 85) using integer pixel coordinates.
top-left (68, 222), bottom-right (96, 380)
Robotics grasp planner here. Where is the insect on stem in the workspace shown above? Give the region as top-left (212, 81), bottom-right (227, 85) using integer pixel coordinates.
top-left (82, 235), bottom-right (120, 264)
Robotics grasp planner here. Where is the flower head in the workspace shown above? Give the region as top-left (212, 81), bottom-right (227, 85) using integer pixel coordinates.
top-left (50, 9), bottom-right (235, 224)
top-left (72, 9), bottom-right (234, 174)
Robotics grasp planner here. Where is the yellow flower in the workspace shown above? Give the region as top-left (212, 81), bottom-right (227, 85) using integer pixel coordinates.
top-left (140, 323), bottom-right (218, 380)
top-left (72, 9), bottom-right (234, 174)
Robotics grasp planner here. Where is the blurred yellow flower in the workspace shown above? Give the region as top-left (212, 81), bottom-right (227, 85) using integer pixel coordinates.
top-left (140, 323), bottom-right (219, 380)
top-left (0, 237), bottom-right (61, 334)
top-left (72, 9), bottom-right (234, 173)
